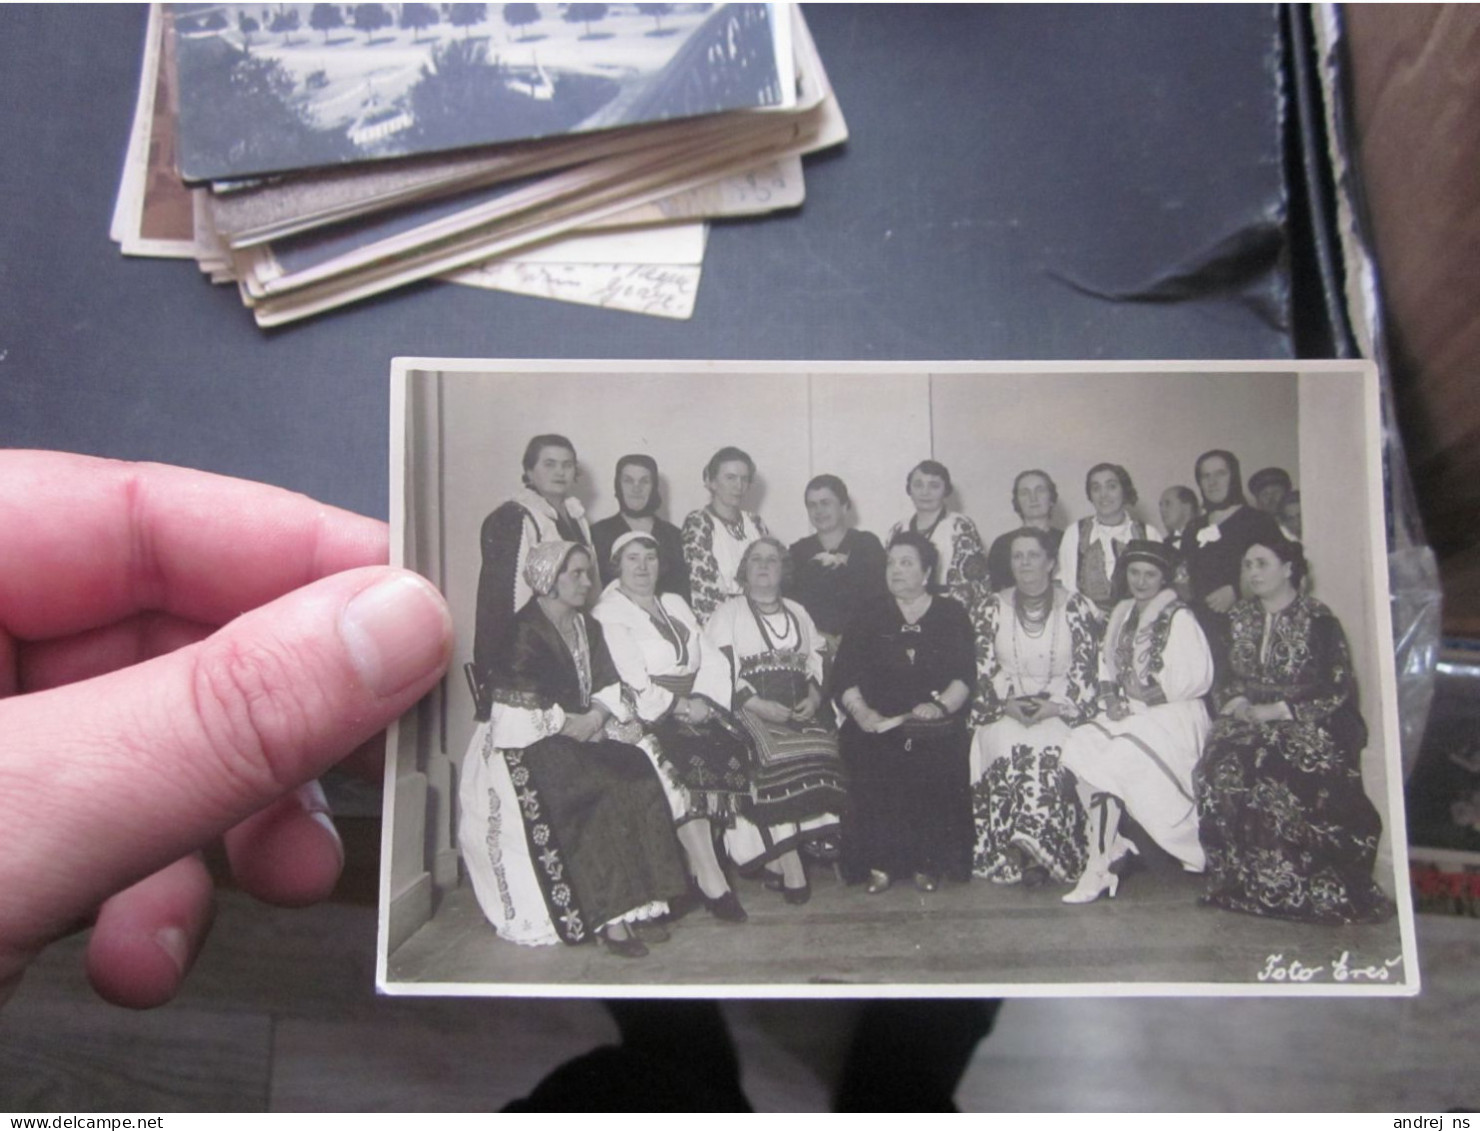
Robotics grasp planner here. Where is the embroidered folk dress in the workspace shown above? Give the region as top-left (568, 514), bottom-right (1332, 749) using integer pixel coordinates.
top-left (682, 507), bottom-right (770, 625)
top-left (831, 595), bottom-right (978, 884)
top-left (591, 582), bottom-right (753, 822)
top-left (1194, 595), bottom-right (1395, 924)
top-left (888, 511), bottom-right (989, 612)
top-left (470, 486), bottom-right (592, 718)
top-left (457, 602), bottom-right (687, 947)
top-left (1055, 514), bottom-right (1156, 617)
top-left (969, 587), bottom-right (1099, 883)
top-left (1061, 588), bottom-right (1214, 871)
top-left (703, 595), bottom-right (848, 867)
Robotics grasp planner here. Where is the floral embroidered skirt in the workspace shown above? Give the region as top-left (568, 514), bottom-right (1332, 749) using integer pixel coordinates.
top-left (1194, 717), bottom-right (1395, 924)
top-left (971, 718), bottom-right (1087, 883)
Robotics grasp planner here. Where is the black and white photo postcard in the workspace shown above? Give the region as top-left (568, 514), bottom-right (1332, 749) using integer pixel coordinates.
top-left (379, 359), bottom-right (1416, 999)
top-left (170, 2), bottom-right (796, 182)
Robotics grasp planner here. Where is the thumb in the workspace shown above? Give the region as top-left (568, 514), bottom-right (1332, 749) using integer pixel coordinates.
top-left (0, 567), bottom-right (451, 957)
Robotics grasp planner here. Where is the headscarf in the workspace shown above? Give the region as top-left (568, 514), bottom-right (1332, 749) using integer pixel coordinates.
top-left (1119, 539), bottom-right (1175, 582)
top-left (524, 540), bottom-right (585, 597)
top-left (609, 530), bottom-right (660, 571)
top-left (614, 453), bottom-right (661, 518)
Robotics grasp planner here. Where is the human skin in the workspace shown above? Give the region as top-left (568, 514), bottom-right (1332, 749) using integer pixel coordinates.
top-left (0, 451), bottom-right (452, 1010)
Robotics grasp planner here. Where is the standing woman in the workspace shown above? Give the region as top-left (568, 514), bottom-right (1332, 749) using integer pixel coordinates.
top-left (1056, 463), bottom-right (1155, 619)
top-left (469, 434), bottom-right (591, 722)
top-left (889, 459), bottom-right (989, 612)
top-left (1195, 538), bottom-right (1395, 924)
top-left (1182, 449), bottom-right (1283, 661)
top-left (458, 542), bottom-right (688, 958)
top-left (593, 532), bottom-right (752, 921)
top-left (590, 454), bottom-right (690, 604)
top-left (1060, 541), bottom-right (1215, 904)
top-left (832, 531), bottom-right (977, 893)
top-left (705, 537), bottom-right (848, 902)
top-left (970, 528), bottom-right (1099, 886)
top-left (787, 474), bottom-right (888, 661)
top-left (683, 446), bottom-right (770, 625)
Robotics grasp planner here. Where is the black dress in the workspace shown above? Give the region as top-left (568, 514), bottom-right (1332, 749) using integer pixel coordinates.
top-left (831, 595), bottom-right (978, 883)
top-left (787, 528), bottom-right (889, 638)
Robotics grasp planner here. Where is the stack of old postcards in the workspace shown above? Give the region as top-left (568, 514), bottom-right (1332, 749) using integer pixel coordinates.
top-left (110, 2), bottom-right (845, 323)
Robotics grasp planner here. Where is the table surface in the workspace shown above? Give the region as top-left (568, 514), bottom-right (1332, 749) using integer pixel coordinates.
top-left (0, 4), bottom-right (1290, 517)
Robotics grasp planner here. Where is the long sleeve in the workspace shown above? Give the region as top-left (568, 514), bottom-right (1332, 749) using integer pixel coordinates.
top-left (969, 595), bottom-right (1005, 727)
top-left (1153, 608), bottom-right (1215, 705)
top-left (1056, 519), bottom-right (1081, 593)
top-left (945, 515), bottom-right (989, 608)
top-left (1285, 609), bottom-right (1358, 726)
top-left (682, 510), bottom-right (724, 625)
top-left (472, 502), bottom-right (533, 712)
top-left (1061, 593), bottom-right (1101, 723)
top-left (593, 603), bottom-right (678, 722)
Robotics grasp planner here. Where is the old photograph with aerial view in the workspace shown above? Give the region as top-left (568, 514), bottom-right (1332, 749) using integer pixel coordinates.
top-left (168, 2), bottom-right (794, 182)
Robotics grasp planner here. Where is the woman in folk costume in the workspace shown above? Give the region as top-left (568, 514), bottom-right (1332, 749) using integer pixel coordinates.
top-left (682, 446), bottom-right (770, 626)
top-left (969, 527), bottom-right (1099, 886)
top-left (887, 459), bottom-right (989, 612)
top-left (468, 434), bottom-right (592, 722)
top-left (457, 541), bottom-right (689, 958)
top-left (1060, 540), bottom-right (1215, 904)
top-left (1056, 462), bottom-right (1158, 619)
top-left (704, 537), bottom-right (848, 904)
top-left (593, 531), bottom-right (753, 922)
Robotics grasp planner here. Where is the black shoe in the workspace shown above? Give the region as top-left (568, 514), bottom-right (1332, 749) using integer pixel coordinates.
top-left (598, 927), bottom-right (649, 958)
top-left (913, 872), bottom-right (939, 893)
top-left (634, 920), bottom-right (671, 944)
top-left (783, 881), bottom-right (812, 906)
top-left (1021, 863), bottom-right (1050, 889)
top-left (702, 889), bottom-right (748, 922)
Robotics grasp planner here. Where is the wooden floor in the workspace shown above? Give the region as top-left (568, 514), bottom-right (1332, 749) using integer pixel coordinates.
top-left (0, 883), bottom-right (1472, 1112)
top-left (389, 859), bottom-right (1408, 993)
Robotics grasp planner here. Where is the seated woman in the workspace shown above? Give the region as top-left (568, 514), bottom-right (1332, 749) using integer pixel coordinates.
top-left (1194, 537), bottom-right (1395, 924)
top-left (1056, 463), bottom-right (1157, 619)
top-left (705, 537), bottom-right (848, 903)
top-left (970, 527), bottom-right (1099, 886)
top-left (833, 531), bottom-right (976, 893)
top-left (592, 531), bottom-right (752, 922)
top-left (787, 474), bottom-right (888, 663)
top-left (1060, 540), bottom-right (1214, 904)
top-left (457, 541), bottom-right (689, 959)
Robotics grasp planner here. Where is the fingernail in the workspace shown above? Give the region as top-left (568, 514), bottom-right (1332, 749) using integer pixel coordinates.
top-left (340, 574), bottom-right (451, 698)
top-left (155, 926), bottom-right (189, 977)
top-left (297, 780), bottom-right (345, 869)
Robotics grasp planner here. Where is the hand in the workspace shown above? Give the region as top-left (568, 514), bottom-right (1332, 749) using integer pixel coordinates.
top-left (744, 697), bottom-right (793, 725)
top-left (1204, 585), bottom-right (1237, 615)
top-left (0, 453), bottom-right (453, 1009)
top-left (1105, 697), bottom-right (1130, 722)
top-left (560, 709), bottom-right (606, 743)
top-left (1220, 695), bottom-right (1253, 721)
top-left (1001, 698), bottom-right (1038, 726)
top-left (1031, 699), bottom-right (1066, 724)
top-left (910, 702), bottom-right (944, 721)
top-left (791, 687), bottom-right (821, 724)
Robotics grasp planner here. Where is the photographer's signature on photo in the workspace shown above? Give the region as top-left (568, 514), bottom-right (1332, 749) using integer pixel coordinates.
top-left (1255, 951), bottom-right (1404, 983)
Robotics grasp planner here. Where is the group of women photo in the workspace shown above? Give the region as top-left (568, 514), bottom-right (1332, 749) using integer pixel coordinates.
top-left (454, 430), bottom-right (1396, 961)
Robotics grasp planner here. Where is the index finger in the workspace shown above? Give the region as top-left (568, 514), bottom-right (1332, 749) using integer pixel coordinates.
top-left (0, 451), bottom-right (387, 640)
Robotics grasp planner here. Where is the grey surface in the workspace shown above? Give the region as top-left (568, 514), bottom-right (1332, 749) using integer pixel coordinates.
top-left (2, 4), bottom-right (1288, 520)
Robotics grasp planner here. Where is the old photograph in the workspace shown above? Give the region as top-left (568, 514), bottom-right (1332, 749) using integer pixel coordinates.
top-left (169, 2), bottom-right (794, 182)
top-left (380, 359), bottom-right (1416, 998)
